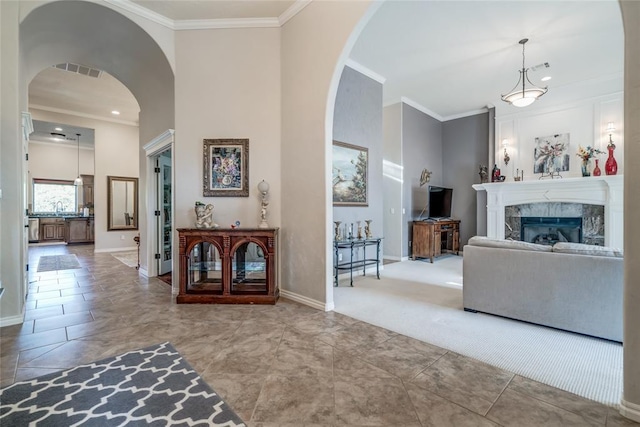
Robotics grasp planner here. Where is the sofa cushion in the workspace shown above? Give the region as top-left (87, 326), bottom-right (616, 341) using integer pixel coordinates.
top-left (552, 242), bottom-right (623, 258)
top-left (467, 236), bottom-right (552, 252)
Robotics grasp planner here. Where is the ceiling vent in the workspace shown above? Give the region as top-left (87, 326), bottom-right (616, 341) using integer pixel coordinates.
top-left (53, 63), bottom-right (102, 78)
top-left (529, 62), bottom-right (550, 72)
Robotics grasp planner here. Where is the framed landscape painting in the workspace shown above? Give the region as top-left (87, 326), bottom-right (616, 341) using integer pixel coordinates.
top-left (203, 139), bottom-right (249, 197)
top-left (332, 140), bottom-right (368, 206)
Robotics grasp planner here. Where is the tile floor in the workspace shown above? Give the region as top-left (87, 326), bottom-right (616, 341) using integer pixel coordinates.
top-left (1, 244), bottom-right (637, 426)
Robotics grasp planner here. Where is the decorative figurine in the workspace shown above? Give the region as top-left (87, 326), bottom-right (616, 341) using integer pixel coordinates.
top-left (195, 202), bottom-right (218, 229)
top-left (420, 168), bottom-right (432, 186)
top-left (257, 180), bottom-right (270, 228)
top-left (479, 165), bottom-right (489, 183)
top-left (365, 220), bottom-right (373, 239)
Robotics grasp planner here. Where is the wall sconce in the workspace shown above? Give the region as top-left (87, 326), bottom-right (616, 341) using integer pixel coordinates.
top-left (502, 139), bottom-right (510, 166)
top-left (606, 122), bottom-right (616, 145)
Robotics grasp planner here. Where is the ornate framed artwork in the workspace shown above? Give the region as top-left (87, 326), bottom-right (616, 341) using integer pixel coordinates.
top-left (203, 139), bottom-right (249, 197)
top-left (332, 140), bottom-right (368, 206)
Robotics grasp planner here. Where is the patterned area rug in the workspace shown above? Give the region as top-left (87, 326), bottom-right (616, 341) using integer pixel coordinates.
top-left (0, 342), bottom-right (245, 426)
top-left (36, 254), bottom-right (81, 272)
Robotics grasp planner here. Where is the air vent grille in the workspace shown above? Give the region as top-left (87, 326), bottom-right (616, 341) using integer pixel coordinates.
top-left (54, 63), bottom-right (102, 78)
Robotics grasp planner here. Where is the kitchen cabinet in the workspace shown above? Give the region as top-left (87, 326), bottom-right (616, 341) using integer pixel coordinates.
top-left (40, 218), bottom-right (66, 241)
top-left (67, 217), bottom-right (95, 244)
top-left (81, 175), bottom-right (94, 214)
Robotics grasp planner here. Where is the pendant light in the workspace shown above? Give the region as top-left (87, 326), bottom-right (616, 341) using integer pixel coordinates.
top-left (501, 38), bottom-right (548, 107)
top-left (74, 133), bottom-right (83, 186)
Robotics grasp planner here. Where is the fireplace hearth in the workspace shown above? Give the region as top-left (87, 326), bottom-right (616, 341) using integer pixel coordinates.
top-left (521, 216), bottom-right (582, 245)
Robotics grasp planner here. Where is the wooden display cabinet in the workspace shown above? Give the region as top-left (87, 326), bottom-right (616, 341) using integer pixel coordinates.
top-left (412, 219), bottom-right (460, 263)
top-left (177, 228), bottom-right (279, 304)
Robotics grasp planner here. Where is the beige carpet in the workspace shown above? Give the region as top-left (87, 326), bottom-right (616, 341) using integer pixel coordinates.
top-left (37, 254), bottom-right (81, 272)
top-left (110, 250), bottom-right (138, 268)
top-left (334, 255), bottom-right (623, 407)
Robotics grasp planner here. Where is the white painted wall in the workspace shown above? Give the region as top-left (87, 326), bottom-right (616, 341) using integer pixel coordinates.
top-left (174, 27), bottom-right (281, 231)
top-left (495, 93), bottom-right (624, 180)
top-left (28, 142), bottom-right (94, 212)
top-left (30, 108), bottom-right (139, 251)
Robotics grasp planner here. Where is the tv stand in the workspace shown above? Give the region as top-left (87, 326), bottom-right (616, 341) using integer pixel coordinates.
top-left (411, 219), bottom-right (460, 263)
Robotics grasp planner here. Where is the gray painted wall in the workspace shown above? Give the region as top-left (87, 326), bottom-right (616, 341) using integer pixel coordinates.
top-left (383, 103), bottom-right (402, 259)
top-left (333, 66), bottom-right (383, 262)
top-left (442, 113), bottom-right (489, 246)
top-left (402, 103), bottom-right (443, 258)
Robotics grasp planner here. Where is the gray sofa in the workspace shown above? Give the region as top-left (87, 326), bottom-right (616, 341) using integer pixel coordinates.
top-left (462, 237), bottom-right (623, 342)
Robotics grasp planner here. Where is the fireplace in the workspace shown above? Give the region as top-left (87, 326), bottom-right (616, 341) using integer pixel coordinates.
top-left (472, 176), bottom-right (623, 248)
top-left (520, 217), bottom-right (582, 245)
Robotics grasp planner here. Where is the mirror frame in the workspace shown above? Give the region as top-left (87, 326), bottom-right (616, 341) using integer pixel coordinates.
top-left (107, 176), bottom-right (139, 231)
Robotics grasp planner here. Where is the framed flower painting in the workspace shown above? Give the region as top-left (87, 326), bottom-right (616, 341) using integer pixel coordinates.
top-left (203, 139), bottom-right (249, 197)
top-left (533, 133), bottom-right (570, 174)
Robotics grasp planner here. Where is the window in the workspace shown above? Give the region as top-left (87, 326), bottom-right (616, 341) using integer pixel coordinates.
top-left (33, 179), bottom-right (77, 213)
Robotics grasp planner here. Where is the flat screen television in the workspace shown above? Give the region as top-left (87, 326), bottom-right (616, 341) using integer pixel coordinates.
top-left (428, 185), bottom-right (453, 219)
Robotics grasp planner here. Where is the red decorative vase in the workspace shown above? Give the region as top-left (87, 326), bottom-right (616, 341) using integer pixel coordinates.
top-left (605, 145), bottom-right (618, 175)
top-left (593, 159), bottom-right (602, 176)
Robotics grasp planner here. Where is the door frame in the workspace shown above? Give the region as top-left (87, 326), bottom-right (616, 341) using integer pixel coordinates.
top-left (143, 130), bottom-right (175, 290)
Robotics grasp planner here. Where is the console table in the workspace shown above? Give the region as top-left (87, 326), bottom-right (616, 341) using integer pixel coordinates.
top-left (177, 228), bottom-right (278, 304)
top-left (412, 219), bottom-right (460, 263)
top-left (334, 237), bottom-right (382, 287)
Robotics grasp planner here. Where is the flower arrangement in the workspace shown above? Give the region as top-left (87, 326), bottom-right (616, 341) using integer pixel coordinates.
top-left (576, 145), bottom-right (604, 162)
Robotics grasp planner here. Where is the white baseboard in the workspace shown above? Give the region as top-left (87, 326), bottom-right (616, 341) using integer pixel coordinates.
top-left (383, 255), bottom-right (402, 261)
top-left (280, 289), bottom-right (329, 311)
top-left (401, 256), bottom-right (410, 261)
top-left (94, 246), bottom-right (138, 253)
top-left (138, 268), bottom-right (149, 277)
top-left (0, 312), bottom-right (25, 327)
top-left (620, 398), bottom-right (640, 422)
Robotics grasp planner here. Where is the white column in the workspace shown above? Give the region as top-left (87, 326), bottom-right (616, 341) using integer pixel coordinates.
top-left (620, 1), bottom-right (640, 422)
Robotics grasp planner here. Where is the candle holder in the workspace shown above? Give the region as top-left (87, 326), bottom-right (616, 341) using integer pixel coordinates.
top-left (356, 221), bottom-right (363, 239)
top-left (334, 221), bottom-right (342, 241)
top-left (257, 180), bottom-right (270, 228)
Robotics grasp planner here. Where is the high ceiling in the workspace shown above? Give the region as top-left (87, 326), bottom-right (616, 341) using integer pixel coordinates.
top-left (27, 0), bottom-right (624, 128)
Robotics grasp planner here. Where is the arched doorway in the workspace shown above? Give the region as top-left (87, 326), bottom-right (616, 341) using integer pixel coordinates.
top-left (20, 0), bottom-right (174, 270)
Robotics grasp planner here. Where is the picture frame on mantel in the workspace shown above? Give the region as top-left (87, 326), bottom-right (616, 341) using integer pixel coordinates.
top-left (203, 138), bottom-right (249, 197)
top-left (332, 140), bottom-right (368, 206)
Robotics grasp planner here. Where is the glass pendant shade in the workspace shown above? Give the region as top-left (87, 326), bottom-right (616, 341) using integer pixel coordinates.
top-left (501, 39), bottom-right (548, 107)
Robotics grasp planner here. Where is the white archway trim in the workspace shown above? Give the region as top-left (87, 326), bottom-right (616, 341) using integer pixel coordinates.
top-left (144, 129), bottom-right (175, 285)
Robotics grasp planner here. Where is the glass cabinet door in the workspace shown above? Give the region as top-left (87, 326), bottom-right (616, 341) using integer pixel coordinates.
top-left (187, 242), bottom-right (222, 294)
top-left (231, 241), bottom-right (267, 294)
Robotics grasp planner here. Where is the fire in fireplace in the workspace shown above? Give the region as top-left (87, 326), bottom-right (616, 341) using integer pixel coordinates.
top-left (520, 217), bottom-right (582, 245)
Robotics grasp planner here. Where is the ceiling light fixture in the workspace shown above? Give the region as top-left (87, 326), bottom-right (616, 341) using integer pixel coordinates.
top-left (111, 110), bottom-right (120, 115)
top-left (74, 133), bottom-right (83, 186)
top-left (54, 127), bottom-right (63, 131)
top-left (501, 38), bottom-right (548, 108)
top-left (541, 76), bottom-right (552, 82)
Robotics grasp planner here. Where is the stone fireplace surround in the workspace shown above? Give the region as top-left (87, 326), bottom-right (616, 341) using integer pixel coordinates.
top-left (472, 175), bottom-right (623, 249)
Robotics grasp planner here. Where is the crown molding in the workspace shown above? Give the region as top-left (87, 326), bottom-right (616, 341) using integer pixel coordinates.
top-left (399, 97), bottom-right (444, 122)
top-left (279, 0), bottom-right (313, 25)
top-left (30, 104), bottom-right (139, 127)
top-left (104, 0), bottom-right (174, 29)
top-left (105, 0), bottom-right (312, 30)
top-left (442, 108), bottom-right (490, 122)
top-left (174, 17), bottom-right (280, 30)
top-left (345, 59), bottom-right (386, 84)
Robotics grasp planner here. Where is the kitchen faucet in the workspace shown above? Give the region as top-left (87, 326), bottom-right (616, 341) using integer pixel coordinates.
top-left (55, 201), bottom-right (64, 214)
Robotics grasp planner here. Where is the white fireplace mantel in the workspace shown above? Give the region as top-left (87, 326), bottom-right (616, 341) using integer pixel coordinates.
top-left (473, 175), bottom-right (624, 248)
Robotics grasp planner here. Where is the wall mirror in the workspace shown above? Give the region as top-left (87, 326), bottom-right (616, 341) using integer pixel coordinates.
top-left (107, 176), bottom-right (138, 231)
